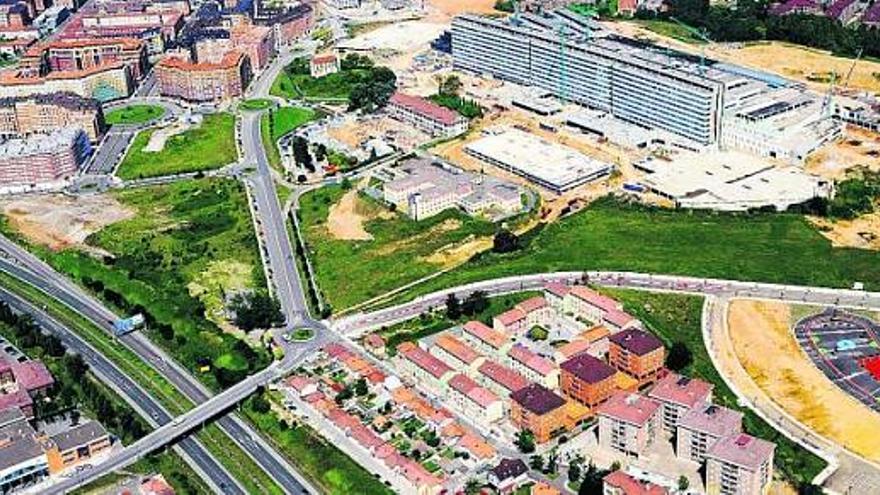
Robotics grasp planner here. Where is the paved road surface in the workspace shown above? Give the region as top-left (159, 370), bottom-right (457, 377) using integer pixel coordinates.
top-left (83, 130), bottom-right (134, 175)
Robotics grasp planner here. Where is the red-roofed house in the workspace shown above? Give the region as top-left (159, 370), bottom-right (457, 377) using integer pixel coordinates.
top-left (364, 333), bottom-right (386, 356)
top-left (648, 373), bottom-right (713, 432)
top-left (286, 375), bottom-right (318, 397)
top-left (349, 424), bottom-right (383, 452)
top-left (567, 286), bottom-right (621, 321)
top-left (506, 344), bottom-right (559, 389)
top-left (461, 320), bottom-right (511, 356)
top-left (0, 355), bottom-right (13, 385)
top-left (387, 91), bottom-right (468, 138)
top-left (430, 334), bottom-right (485, 373)
top-left (13, 360), bottom-right (53, 396)
top-left (0, 388), bottom-right (33, 417)
top-left (554, 339), bottom-right (591, 364)
top-left (324, 343), bottom-right (353, 361)
top-left (706, 434), bottom-right (775, 495)
top-left (544, 282), bottom-right (570, 308)
top-left (457, 433), bottom-right (497, 465)
top-left (515, 296), bottom-right (553, 329)
top-left (395, 342), bottom-right (454, 393)
top-left (447, 373), bottom-right (504, 423)
top-left (597, 392), bottom-right (661, 457)
top-left (310, 52), bottom-right (338, 78)
top-left (493, 308), bottom-right (527, 334)
top-left (603, 309), bottom-right (638, 331)
top-left (603, 470), bottom-right (669, 495)
top-left (399, 459), bottom-right (443, 495)
top-left (476, 360), bottom-right (530, 398)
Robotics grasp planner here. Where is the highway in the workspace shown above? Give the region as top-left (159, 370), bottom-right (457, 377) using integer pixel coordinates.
top-left (0, 285), bottom-right (245, 495)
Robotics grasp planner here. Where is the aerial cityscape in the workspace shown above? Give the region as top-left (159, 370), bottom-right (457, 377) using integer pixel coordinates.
top-left (0, 0), bottom-right (877, 494)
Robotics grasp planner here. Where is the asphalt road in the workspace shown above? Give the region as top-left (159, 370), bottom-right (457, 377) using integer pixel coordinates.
top-left (83, 130), bottom-right (134, 175)
top-left (0, 285), bottom-right (245, 495)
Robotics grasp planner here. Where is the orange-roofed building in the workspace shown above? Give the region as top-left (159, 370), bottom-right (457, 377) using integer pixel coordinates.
top-left (442, 422), bottom-right (466, 439)
top-left (156, 50), bottom-right (252, 103)
top-left (476, 360), bottom-right (529, 398)
top-left (430, 334), bottom-right (486, 373)
top-left (493, 308), bottom-right (527, 334)
top-left (286, 375), bottom-right (317, 396)
top-left (457, 433), bottom-right (497, 463)
top-left (364, 333), bottom-right (386, 356)
top-left (395, 342), bottom-right (454, 393)
top-left (400, 459), bottom-right (443, 495)
top-left (447, 373), bottom-right (505, 424)
top-left (461, 321), bottom-right (511, 356)
top-left (310, 52), bottom-right (338, 77)
top-left (532, 481), bottom-right (562, 495)
top-left (515, 296), bottom-right (553, 329)
top-left (603, 470), bottom-right (669, 495)
top-left (554, 339), bottom-right (591, 364)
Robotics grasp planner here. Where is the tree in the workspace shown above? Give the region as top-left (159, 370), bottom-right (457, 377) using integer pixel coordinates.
top-left (439, 74), bottom-right (463, 96)
top-left (445, 293), bottom-right (461, 320)
top-left (492, 229), bottom-right (520, 253)
top-left (230, 291), bottom-right (284, 331)
top-left (568, 454), bottom-right (584, 483)
top-left (666, 341), bottom-right (693, 371)
top-left (461, 290), bottom-right (489, 316)
top-left (291, 136), bottom-right (314, 173)
top-left (579, 462), bottom-right (610, 495)
top-left (249, 392), bottom-right (271, 414)
top-left (529, 454), bottom-right (544, 471)
top-left (464, 479), bottom-right (482, 495)
top-left (678, 475), bottom-right (690, 492)
top-left (335, 386), bottom-right (354, 404)
top-left (354, 378), bottom-right (368, 396)
top-left (545, 450), bottom-right (558, 474)
top-left (348, 67), bottom-right (397, 113)
top-left (515, 429), bottom-right (536, 453)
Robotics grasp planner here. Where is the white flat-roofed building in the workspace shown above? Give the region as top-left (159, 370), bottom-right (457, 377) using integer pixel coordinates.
top-left (465, 128), bottom-right (613, 193)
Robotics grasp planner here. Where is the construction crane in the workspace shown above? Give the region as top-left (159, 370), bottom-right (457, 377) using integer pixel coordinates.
top-left (841, 48), bottom-right (863, 91)
top-left (669, 17), bottom-right (712, 76)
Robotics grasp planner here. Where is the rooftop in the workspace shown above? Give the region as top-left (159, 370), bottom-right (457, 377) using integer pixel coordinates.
top-left (463, 320), bottom-right (509, 349)
top-left (478, 360), bottom-right (529, 393)
top-left (679, 404), bottom-right (743, 437)
top-left (648, 373), bottom-right (713, 408)
top-left (544, 282), bottom-right (570, 298)
top-left (510, 383), bottom-right (566, 416)
top-left (495, 308), bottom-right (526, 327)
top-left (435, 334), bottom-right (482, 365)
top-left (449, 373), bottom-right (499, 409)
top-left (609, 328), bottom-right (664, 356)
top-left (603, 470), bottom-right (669, 495)
top-left (50, 421), bottom-right (108, 452)
top-left (516, 296), bottom-right (548, 313)
top-left (389, 91), bottom-right (461, 126)
top-left (560, 353), bottom-right (616, 384)
top-left (569, 286), bottom-right (620, 313)
top-left (397, 342), bottom-right (453, 380)
top-left (708, 433), bottom-right (775, 471)
top-left (0, 416), bottom-right (42, 473)
top-left (596, 392), bottom-right (661, 426)
top-left (507, 344), bottom-right (556, 376)
top-left (490, 458), bottom-right (528, 482)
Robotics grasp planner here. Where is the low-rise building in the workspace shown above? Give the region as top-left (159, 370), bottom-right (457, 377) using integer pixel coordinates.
top-left (489, 458), bottom-right (528, 493)
top-left (677, 404), bottom-right (744, 463)
top-left (515, 296), bottom-right (553, 329)
top-left (494, 308), bottom-right (526, 334)
top-left (506, 344), bottom-right (559, 390)
top-left (45, 421), bottom-right (111, 473)
top-left (596, 392), bottom-right (661, 457)
top-left (429, 334), bottom-right (485, 374)
top-left (461, 320), bottom-right (511, 357)
top-left (648, 373), bottom-right (713, 432)
top-left (476, 360), bottom-right (529, 398)
top-left (395, 342), bottom-right (454, 394)
top-left (386, 91), bottom-right (468, 138)
top-left (706, 433), bottom-right (775, 495)
top-left (310, 52), bottom-right (339, 78)
top-left (509, 383), bottom-right (569, 443)
top-left (0, 127), bottom-right (91, 187)
top-left (560, 353), bottom-right (617, 407)
top-left (608, 329), bottom-right (665, 387)
top-left (447, 373), bottom-right (504, 424)
top-left (603, 470), bottom-right (670, 495)
top-left (0, 409), bottom-right (48, 494)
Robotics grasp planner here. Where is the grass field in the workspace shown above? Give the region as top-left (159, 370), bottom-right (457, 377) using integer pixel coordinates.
top-left (105, 104), bottom-right (166, 125)
top-left (270, 65), bottom-right (369, 101)
top-left (298, 185), bottom-right (497, 311)
top-left (632, 19), bottom-right (704, 44)
top-left (261, 106), bottom-right (316, 170)
top-left (598, 288), bottom-right (826, 487)
top-left (240, 98), bottom-right (275, 111)
top-left (378, 197), bottom-right (880, 309)
top-left (243, 391), bottom-right (393, 495)
top-left (116, 113), bottom-right (237, 180)
top-left (7, 179), bottom-right (271, 390)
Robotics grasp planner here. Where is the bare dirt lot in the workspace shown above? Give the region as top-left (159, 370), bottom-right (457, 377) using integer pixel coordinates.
top-left (0, 194), bottom-right (133, 251)
top-left (426, 0), bottom-right (498, 21)
top-left (805, 126), bottom-right (880, 180)
top-left (327, 189), bottom-right (373, 241)
top-left (809, 213), bottom-right (880, 251)
top-left (727, 299), bottom-right (880, 462)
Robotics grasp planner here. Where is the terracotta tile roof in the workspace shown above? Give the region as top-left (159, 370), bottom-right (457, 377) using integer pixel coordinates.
top-left (457, 433), bottom-right (496, 460)
top-left (708, 433), bottom-right (775, 471)
top-left (596, 392), bottom-right (660, 427)
top-left (441, 422), bottom-right (466, 438)
top-left (324, 343), bottom-right (353, 360)
top-left (400, 459), bottom-right (443, 487)
top-left (478, 360), bottom-right (529, 393)
top-left (569, 286), bottom-right (620, 312)
top-left (544, 282), bottom-right (570, 298)
top-left (648, 373), bottom-right (713, 408)
top-left (609, 328), bottom-right (664, 356)
top-left (286, 375), bottom-right (314, 392)
top-left (158, 51), bottom-right (244, 71)
top-left (350, 424), bottom-right (382, 450)
top-left (532, 481), bottom-right (562, 495)
top-left (556, 339), bottom-right (591, 360)
top-left (12, 361), bottom-right (53, 392)
top-left (389, 91), bottom-right (460, 126)
top-left (604, 309), bottom-right (636, 328)
top-left (603, 470), bottom-right (669, 495)
top-left (508, 344), bottom-right (556, 377)
top-left (510, 383), bottom-right (565, 416)
top-left (375, 442), bottom-right (396, 459)
top-left (303, 391), bottom-right (325, 403)
top-left (397, 342), bottom-right (453, 380)
top-left (435, 334), bottom-right (482, 365)
top-left (463, 321), bottom-right (509, 349)
top-left (449, 373), bottom-right (500, 409)
top-left (496, 308), bottom-right (526, 327)
top-left (364, 333), bottom-right (385, 348)
top-left (580, 325), bottom-right (611, 343)
top-left (311, 53), bottom-right (336, 64)
top-left (561, 353), bottom-right (616, 384)
top-left (516, 296), bottom-right (548, 314)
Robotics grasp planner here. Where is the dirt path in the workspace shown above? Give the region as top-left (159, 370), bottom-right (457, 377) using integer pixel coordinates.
top-left (726, 300), bottom-right (880, 462)
top-left (327, 188), bottom-right (373, 241)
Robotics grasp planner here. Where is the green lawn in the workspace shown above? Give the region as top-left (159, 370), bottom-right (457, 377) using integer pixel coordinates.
top-left (105, 104), bottom-right (166, 125)
top-left (243, 392), bottom-right (393, 495)
top-left (240, 98), bottom-right (275, 111)
top-left (270, 66), bottom-right (370, 101)
top-left (298, 185), bottom-right (498, 311)
top-left (598, 288), bottom-right (825, 487)
top-left (116, 113), bottom-right (237, 180)
top-left (378, 197), bottom-right (880, 309)
top-left (4, 179), bottom-right (271, 390)
top-left (261, 106), bottom-right (316, 170)
top-left (632, 20), bottom-right (707, 44)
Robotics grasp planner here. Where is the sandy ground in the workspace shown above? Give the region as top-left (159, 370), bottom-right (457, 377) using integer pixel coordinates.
top-left (0, 194), bottom-right (133, 250)
top-left (327, 115), bottom-right (431, 151)
top-left (727, 299), bottom-right (880, 462)
top-left (422, 235), bottom-right (493, 268)
top-left (426, 0), bottom-right (497, 21)
top-left (611, 21), bottom-right (880, 95)
top-left (809, 213), bottom-right (880, 250)
top-left (805, 126), bottom-right (880, 180)
top-left (327, 188), bottom-right (373, 241)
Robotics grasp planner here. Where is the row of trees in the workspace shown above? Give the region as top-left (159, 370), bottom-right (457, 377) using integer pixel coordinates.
top-left (444, 290), bottom-right (490, 320)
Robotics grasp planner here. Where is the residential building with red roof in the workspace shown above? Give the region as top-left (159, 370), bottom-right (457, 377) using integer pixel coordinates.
top-left (156, 50), bottom-right (252, 103)
top-left (608, 328), bottom-right (665, 386)
top-left (706, 433), bottom-right (775, 495)
top-left (446, 373), bottom-right (504, 424)
top-left (399, 458), bottom-right (443, 495)
top-left (348, 424), bottom-right (383, 452)
top-left (515, 296), bottom-right (553, 329)
top-left (493, 308), bottom-right (527, 334)
top-left (648, 373), bottom-right (713, 432)
top-left (553, 339), bottom-right (591, 364)
top-left (461, 320), bottom-right (511, 356)
top-left (567, 285), bottom-right (621, 321)
top-left (286, 375), bottom-right (317, 396)
top-left (603, 470), bottom-right (670, 495)
top-left (395, 342), bottom-right (454, 393)
top-left (456, 432), bottom-right (497, 464)
top-left (596, 392), bottom-right (661, 457)
top-left (364, 333), bottom-right (386, 356)
top-left (476, 360), bottom-right (529, 398)
top-left (429, 334), bottom-right (485, 373)
top-left (543, 282), bottom-right (570, 308)
top-left (506, 344), bottom-right (559, 389)
top-left (677, 403), bottom-right (744, 463)
top-left (386, 91), bottom-right (468, 138)
top-left (560, 353), bottom-right (617, 407)
top-left (310, 52), bottom-right (338, 77)
top-left (604, 309), bottom-right (638, 331)
top-left (509, 383), bottom-right (570, 443)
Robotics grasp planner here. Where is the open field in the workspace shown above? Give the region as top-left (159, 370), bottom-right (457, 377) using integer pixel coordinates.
top-left (105, 104), bottom-right (166, 125)
top-left (299, 185), bottom-right (498, 311)
top-left (727, 300), bottom-right (880, 463)
top-left (271, 65), bottom-right (366, 102)
top-left (598, 289), bottom-right (826, 488)
top-left (261, 106), bottom-right (317, 170)
top-left (240, 99), bottom-right (274, 111)
top-left (2, 179), bottom-right (271, 390)
top-left (116, 113), bottom-right (237, 180)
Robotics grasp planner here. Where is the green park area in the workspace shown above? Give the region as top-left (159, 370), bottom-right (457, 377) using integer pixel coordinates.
top-left (261, 106), bottom-right (317, 169)
top-left (597, 289), bottom-right (825, 487)
top-left (243, 391), bottom-right (393, 495)
top-left (376, 197), bottom-right (880, 309)
top-left (270, 55), bottom-right (392, 103)
top-left (5, 179), bottom-right (271, 390)
top-left (105, 104), bottom-right (166, 125)
top-left (116, 113), bottom-right (237, 180)
top-left (240, 98), bottom-right (275, 111)
top-left (298, 185), bottom-right (498, 311)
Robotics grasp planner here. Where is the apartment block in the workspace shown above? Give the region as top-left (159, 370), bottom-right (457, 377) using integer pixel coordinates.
top-left (0, 64), bottom-right (133, 101)
top-left (509, 383), bottom-right (568, 443)
top-left (493, 308), bottom-right (526, 334)
top-left (395, 342), bottom-right (454, 393)
top-left (0, 127), bottom-right (91, 186)
top-left (156, 51), bottom-right (252, 103)
top-left (447, 373), bottom-right (504, 424)
top-left (476, 360), bottom-right (529, 398)
top-left (252, 2), bottom-right (314, 50)
top-left (429, 334), bottom-right (486, 374)
top-left (648, 373), bottom-right (713, 432)
top-left (608, 328), bottom-right (665, 386)
top-left (506, 344), bottom-right (559, 390)
top-left (677, 404), bottom-right (743, 464)
top-left (0, 408), bottom-right (49, 493)
top-left (387, 91), bottom-right (468, 138)
top-left (461, 320), bottom-right (512, 357)
top-left (515, 296), bottom-right (554, 329)
top-left (0, 92), bottom-right (106, 141)
top-left (19, 37), bottom-right (149, 80)
top-left (193, 22), bottom-right (275, 72)
top-left (45, 421), bottom-right (111, 474)
top-left (560, 353), bottom-right (617, 407)
top-left (596, 392), bottom-right (661, 457)
top-left (706, 433), bottom-right (774, 495)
